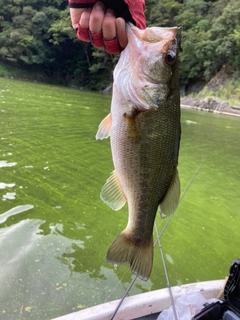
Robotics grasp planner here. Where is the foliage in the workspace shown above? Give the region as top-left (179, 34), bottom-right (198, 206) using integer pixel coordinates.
top-left (146, 0), bottom-right (183, 27)
top-left (175, 0), bottom-right (240, 84)
top-left (0, 0), bottom-right (92, 85)
top-left (0, 0), bottom-right (239, 89)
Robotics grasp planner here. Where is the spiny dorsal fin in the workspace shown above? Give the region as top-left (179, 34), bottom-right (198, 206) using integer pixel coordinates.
top-left (159, 169), bottom-right (180, 218)
top-left (100, 170), bottom-right (127, 210)
top-left (95, 113), bottom-right (112, 140)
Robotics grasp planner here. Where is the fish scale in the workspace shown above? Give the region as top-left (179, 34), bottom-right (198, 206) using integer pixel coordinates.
top-left (96, 23), bottom-right (181, 281)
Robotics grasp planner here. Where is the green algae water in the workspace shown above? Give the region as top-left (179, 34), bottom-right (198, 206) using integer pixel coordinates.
top-left (0, 77), bottom-right (240, 319)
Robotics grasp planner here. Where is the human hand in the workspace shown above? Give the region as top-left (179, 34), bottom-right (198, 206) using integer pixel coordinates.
top-left (69, 0), bottom-right (146, 54)
top-left (70, 2), bottom-right (127, 54)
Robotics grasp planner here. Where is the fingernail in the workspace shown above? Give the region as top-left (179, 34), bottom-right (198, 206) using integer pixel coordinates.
top-left (95, 2), bottom-right (105, 10)
top-left (106, 9), bottom-right (114, 16)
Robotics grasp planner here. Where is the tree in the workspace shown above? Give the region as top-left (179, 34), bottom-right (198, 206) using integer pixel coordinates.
top-left (147, 0), bottom-right (183, 27)
top-left (0, 0), bottom-right (92, 84)
top-left (0, 0), bottom-right (239, 87)
top-left (176, 0), bottom-right (240, 84)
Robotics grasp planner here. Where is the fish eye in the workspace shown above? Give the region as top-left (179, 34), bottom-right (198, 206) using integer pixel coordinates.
top-left (165, 51), bottom-right (176, 64)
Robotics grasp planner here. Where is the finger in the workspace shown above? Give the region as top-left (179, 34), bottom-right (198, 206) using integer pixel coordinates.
top-left (103, 38), bottom-right (121, 54)
top-left (102, 9), bottom-right (119, 54)
top-left (116, 18), bottom-right (128, 50)
top-left (102, 9), bottom-right (116, 40)
top-left (70, 8), bottom-right (85, 29)
top-left (77, 9), bottom-right (92, 42)
top-left (77, 25), bottom-right (90, 42)
top-left (79, 8), bottom-right (91, 28)
top-left (89, 2), bottom-right (105, 34)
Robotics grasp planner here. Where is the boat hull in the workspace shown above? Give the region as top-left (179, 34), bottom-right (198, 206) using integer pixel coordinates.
top-left (52, 280), bottom-right (225, 320)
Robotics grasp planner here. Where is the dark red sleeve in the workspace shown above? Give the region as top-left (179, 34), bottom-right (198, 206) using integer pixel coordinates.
top-left (124, 0), bottom-right (146, 29)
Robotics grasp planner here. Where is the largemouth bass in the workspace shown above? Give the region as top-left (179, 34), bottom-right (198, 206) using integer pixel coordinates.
top-left (96, 24), bottom-right (181, 281)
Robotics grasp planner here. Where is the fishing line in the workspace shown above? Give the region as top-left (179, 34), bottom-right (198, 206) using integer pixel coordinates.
top-left (153, 157), bottom-right (206, 320)
top-left (109, 275), bottom-right (138, 320)
top-left (109, 158), bottom-right (206, 320)
top-left (155, 156), bottom-right (206, 245)
top-left (155, 222), bottom-right (178, 320)
top-left (104, 269), bottom-right (129, 303)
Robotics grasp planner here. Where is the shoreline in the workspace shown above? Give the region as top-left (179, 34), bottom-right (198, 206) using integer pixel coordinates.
top-left (181, 104), bottom-right (240, 118)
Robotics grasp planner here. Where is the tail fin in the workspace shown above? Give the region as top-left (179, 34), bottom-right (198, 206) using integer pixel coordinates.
top-left (106, 231), bottom-right (153, 281)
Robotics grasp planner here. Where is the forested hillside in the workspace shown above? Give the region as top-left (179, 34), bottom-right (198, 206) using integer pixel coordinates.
top-left (0, 0), bottom-right (239, 90)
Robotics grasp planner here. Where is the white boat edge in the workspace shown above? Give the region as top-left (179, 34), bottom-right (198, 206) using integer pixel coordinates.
top-left (52, 279), bottom-right (225, 320)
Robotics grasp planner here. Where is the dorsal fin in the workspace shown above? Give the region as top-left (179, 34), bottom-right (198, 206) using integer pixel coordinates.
top-left (100, 170), bottom-right (127, 211)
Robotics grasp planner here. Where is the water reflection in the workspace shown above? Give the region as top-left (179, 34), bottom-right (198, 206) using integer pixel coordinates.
top-left (185, 120), bottom-right (198, 125)
top-left (0, 182), bottom-right (15, 189)
top-left (0, 205), bottom-right (34, 224)
top-left (38, 220), bottom-right (107, 280)
top-left (2, 192), bottom-right (16, 200)
top-left (0, 160), bottom-right (17, 167)
top-left (0, 213), bottom-right (135, 319)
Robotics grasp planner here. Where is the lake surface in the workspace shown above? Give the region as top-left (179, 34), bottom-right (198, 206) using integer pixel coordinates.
top-left (0, 78), bottom-right (240, 319)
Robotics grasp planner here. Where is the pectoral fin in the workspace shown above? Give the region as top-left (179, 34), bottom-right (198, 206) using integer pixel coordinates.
top-left (96, 113), bottom-right (112, 140)
top-left (159, 169), bottom-right (180, 218)
top-left (124, 107), bottom-right (141, 141)
top-left (100, 170), bottom-right (127, 210)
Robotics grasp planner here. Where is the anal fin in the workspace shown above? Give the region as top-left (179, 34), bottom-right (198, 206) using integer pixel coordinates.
top-left (100, 170), bottom-right (127, 210)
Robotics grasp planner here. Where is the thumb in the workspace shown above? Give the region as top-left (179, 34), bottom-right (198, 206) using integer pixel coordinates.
top-left (70, 8), bottom-right (85, 28)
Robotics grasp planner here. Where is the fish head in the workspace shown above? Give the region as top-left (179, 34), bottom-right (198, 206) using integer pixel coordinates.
top-left (133, 26), bottom-right (177, 70)
top-left (117, 24), bottom-right (180, 109)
